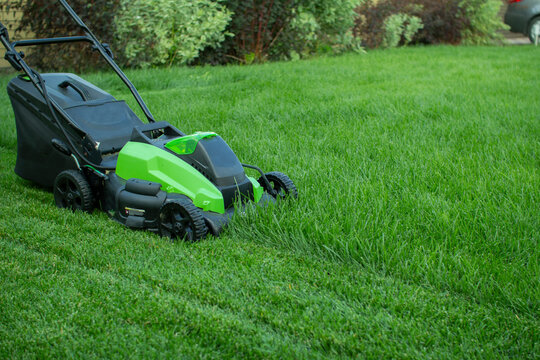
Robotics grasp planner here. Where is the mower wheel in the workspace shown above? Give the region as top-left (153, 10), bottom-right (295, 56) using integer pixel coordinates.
top-left (159, 198), bottom-right (207, 241)
top-left (53, 170), bottom-right (94, 212)
top-left (258, 171), bottom-right (298, 199)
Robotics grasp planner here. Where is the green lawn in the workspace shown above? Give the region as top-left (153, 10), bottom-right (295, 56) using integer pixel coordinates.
top-left (0, 45), bottom-right (538, 358)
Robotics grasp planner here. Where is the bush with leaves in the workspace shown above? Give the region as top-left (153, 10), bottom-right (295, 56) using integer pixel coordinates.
top-left (197, 0), bottom-right (298, 64)
top-left (292, 0), bottom-right (363, 56)
top-left (354, 0), bottom-right (505, 48)
top-left (354, 0), bottom-right (409, 48)
top-left (0, 0), bottom-right (119, 71)
top-left (414, 0), bottom-right (464, 44)
top-left (459, 0), bottom-right (507, 45)
top-left (115, 0), bottom-right (231, 67)
top-left (198, 0), bottom-right (363, 64)
top-left (382, 13), bottom-right (423, 48)
top-left (354, 0), bottom-right (464, 48)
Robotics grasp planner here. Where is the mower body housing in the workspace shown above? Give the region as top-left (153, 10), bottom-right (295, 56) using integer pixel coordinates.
top-left (7, 72), bottom-right (267, 236)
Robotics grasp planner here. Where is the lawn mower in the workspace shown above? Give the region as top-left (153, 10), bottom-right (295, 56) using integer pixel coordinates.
top-left (0, 0), bottom-right (297, 240)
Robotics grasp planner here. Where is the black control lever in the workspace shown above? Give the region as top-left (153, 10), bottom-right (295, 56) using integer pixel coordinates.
top-left (51, 138), bottom-right (72, 156)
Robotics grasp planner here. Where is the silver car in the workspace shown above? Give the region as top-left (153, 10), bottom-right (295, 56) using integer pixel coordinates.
top-left (504, 0), bottom-right (540, 43)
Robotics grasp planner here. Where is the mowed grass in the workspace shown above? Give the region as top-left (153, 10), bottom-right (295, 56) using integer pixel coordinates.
top-left (0, 45), bottom-right (538, 358)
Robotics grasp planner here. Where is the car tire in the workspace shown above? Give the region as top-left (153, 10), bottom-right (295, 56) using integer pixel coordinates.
top-left (528, 17), bottom-right (540, 43)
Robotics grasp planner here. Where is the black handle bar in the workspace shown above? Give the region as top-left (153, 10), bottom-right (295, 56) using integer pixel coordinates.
top-left (0, 1), bottom-right (156, 124)
top-left (57, 0), bottom-right (155, 123)
top-left (0, 2), bottom-right (161, 171)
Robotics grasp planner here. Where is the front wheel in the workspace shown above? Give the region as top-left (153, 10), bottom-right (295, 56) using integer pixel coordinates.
top-left (159, 198), bottom-right (208, 241)
top-left (528, 17), bottom-right (540, 43)
top-left (258, 171), bottom-right (298, 199)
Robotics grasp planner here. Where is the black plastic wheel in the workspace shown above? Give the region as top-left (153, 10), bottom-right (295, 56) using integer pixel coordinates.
top-left (159, 198), bottom-right (207, 241)
top-left (258, 171), bottom-right (298, 199)
top-left (53, 170), bottom-right (94, 212)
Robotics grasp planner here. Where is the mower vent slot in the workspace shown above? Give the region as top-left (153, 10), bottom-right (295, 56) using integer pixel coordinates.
top-left (191, 162), bottom-right (211, 180)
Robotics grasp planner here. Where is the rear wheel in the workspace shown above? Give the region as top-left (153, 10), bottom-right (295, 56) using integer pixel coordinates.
top-left (528, 17), bottom-right (540, 43)
top-left (159, 198), bottom-right (207, 241)
top-left (53, 170), bottom-right (94, 212)
top-left (258, 171), bottom-right (298, 199)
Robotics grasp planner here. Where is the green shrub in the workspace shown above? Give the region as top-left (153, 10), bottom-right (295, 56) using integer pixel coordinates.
top-left (115, 0), bottom-right (231, 67)
top-left (196, 0), bottom-right (299, 64)
top-left (354, 0), bottom-right (414, 48)
top-left (198, 0), bottom-right (363, 64)
top-left (354, 0), bottom-right (506, 48)
top-left (414, 0), bottom-right (464, 44)
top-left (382, 13), bottom-right (423, 48)
top-left (459, 0), bottom-right (508, 45)
top-left (293, 0), bottom-right (364, 56)
top-left (402, 15), bottom-right (423, 44)
top-left (299, 0), bottom-right (359, 37)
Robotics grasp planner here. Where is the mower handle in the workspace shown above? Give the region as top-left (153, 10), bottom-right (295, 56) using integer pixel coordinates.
top-left (59, 81), bottom-right (88, 101)
top-left (0, 3), bottom-right (161, 171)
top-left (0, 21), bottom-right (7, 38)
top-left (1, 3), bottom-right (156, 124)
top-left (58, 0), bottom-right (89, 31)
top-left (58, 0), bottom-right (156, 123)
top-left (58, 0), bottom-right (157, 123)
top-left (0, 21), bottom-right (8, 41)
top-left (0, 22), bottom-right (25, 72)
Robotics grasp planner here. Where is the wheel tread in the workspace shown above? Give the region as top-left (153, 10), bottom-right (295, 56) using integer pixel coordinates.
top-left (259, 171), bottom-right (298, 199)
top-left (53, 170), bottom-right (94, 212)
top-left (159, 198), bottom-right (207, 241)
top-left (180, 198), bottom-right (207, 240)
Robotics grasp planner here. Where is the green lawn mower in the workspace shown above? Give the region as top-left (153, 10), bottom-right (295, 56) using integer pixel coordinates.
top-left (0, 0), bottom-right (297, 240)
